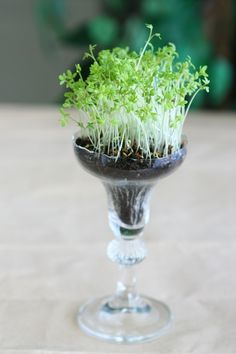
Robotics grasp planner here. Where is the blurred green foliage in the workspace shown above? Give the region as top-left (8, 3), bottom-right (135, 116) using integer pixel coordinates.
top-left (37, 0), bottom-right (236, 109)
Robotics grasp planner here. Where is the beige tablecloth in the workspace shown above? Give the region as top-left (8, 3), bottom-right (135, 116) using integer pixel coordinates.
top-left (0, 106), bottom-right (235, 353)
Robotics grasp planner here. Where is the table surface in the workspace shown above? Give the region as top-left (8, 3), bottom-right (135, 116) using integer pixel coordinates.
top-left (0, 105), bottom-right (236, 354)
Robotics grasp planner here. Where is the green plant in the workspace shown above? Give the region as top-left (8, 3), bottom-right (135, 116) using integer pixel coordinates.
top-left (59, 25), bottom-right (209, 159)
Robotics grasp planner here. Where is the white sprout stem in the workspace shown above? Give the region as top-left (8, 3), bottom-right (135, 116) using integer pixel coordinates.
top-left (136, 26), bottom-right (153, 69)
top-left (184, 87), bottom-right (201, 121)
top-left (116, 129), bottom-right (126, 160)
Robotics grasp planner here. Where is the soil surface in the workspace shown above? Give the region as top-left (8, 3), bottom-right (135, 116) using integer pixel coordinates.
top-left (78, 137), bottom-right (176, 164)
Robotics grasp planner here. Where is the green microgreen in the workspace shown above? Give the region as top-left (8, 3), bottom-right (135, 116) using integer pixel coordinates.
top-left (59, 24), bottom-right (209, 159)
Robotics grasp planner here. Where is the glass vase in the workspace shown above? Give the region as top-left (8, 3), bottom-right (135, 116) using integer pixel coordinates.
top-left (73, 133), bottom-right (187, 344)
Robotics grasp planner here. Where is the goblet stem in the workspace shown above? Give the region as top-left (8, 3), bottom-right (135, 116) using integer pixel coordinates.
top-left (116, 264), bottom-right (137, 301)
top-left (106, 236), bottom-right (150, 313)
top-left (105, 181), bottom-right (152, 314)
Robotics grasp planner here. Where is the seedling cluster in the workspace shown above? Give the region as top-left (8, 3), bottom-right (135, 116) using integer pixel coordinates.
top-left (59, 24), bottom-right (209, 159)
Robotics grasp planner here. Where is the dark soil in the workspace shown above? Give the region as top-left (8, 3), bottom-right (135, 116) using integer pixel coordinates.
top-left (74, 137), bottom-right (187, 181)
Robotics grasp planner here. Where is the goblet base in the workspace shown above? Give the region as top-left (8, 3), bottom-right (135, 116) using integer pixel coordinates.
top-left (78, 295), bottom-right (172, 344)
